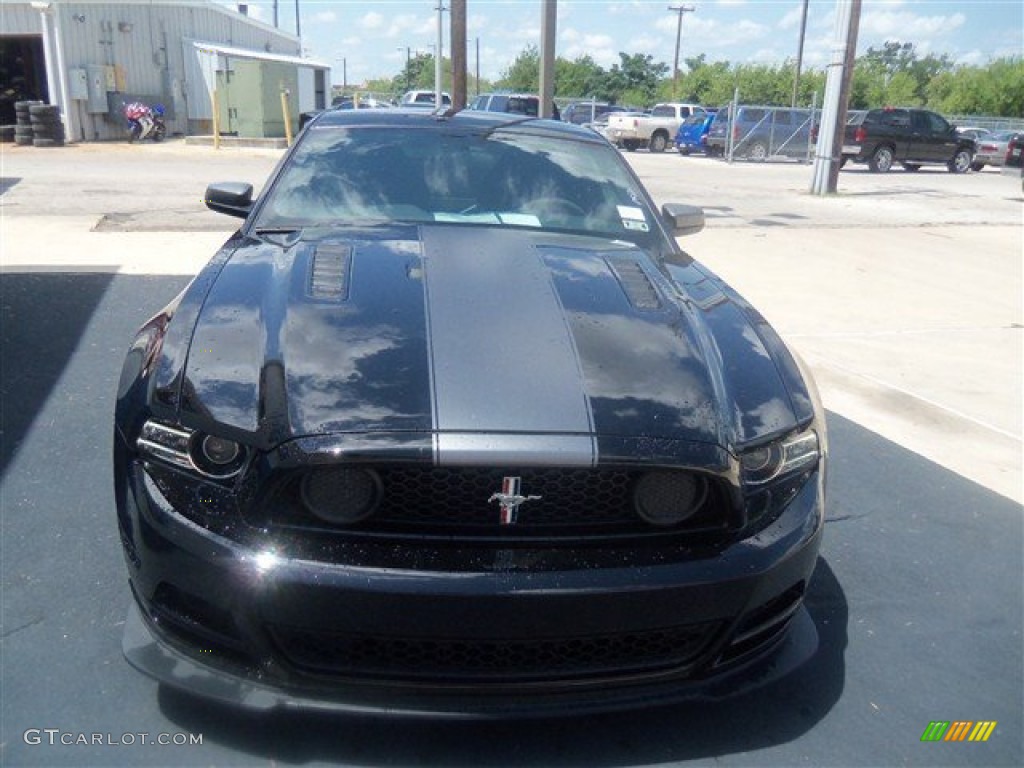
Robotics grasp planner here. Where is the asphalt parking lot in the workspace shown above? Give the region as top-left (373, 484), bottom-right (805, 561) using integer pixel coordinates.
top-left (1, 139), bottom-right (1021, 767)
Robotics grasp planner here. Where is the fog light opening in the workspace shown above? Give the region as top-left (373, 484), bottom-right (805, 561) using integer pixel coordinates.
top-left (634, 471), bottom-right (707, 527)
top-left (301, 467), bottom-right (382, 525)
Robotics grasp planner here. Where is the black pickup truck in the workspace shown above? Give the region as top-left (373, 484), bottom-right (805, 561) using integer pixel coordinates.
top-left (842, 108), bottom-right (975, 173)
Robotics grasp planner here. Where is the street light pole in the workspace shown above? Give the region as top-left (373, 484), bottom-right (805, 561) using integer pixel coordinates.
top-left (668, 5), bottom-right (695, 100)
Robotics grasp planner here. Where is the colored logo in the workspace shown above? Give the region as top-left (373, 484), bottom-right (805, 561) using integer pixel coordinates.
top-left (921, 721), bottom-right (997, 742)
top-left (488, 477), bottom-right (541, 525)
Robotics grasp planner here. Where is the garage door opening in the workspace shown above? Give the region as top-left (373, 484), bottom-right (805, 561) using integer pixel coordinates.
top-left (0, 35), bottom-right (48, 124)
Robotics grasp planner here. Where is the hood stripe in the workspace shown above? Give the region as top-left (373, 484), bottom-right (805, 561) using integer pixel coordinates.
top-left (421, 227), bottom-right (596, 467)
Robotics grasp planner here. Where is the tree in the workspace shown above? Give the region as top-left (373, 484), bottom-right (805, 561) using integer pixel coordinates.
top-left (497, 46), bottom-right (540, 91)
top-left (606, 53), bottom-right (669, 105)
top-left (555, 55), bottom-right (606, 98)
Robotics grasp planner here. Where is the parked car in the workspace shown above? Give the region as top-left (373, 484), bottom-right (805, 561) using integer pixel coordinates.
top-left (330, 95), bottom-right (391, 110)
top-left (468, 92), bottom-right (560, 119)
top-left (675, 111), bottom-right (717, 155)
top-left (399, 90), bottom-right (452, 108)
top-left (116, 109), bottom-right (826, 717)
top-left (300, 95), bottom-right (391, 128)
top-left (562, 101), bottom-right (621, 125)
top-left (956, 126), bottom-right (991, 141)
top-left (970, 130), bottom-right (1018, 170)
top-left (706, 105), bottom-right (817, 161)
top-left (841, 107), bottom-right (975, 173)
top-left (1002, 133), bottom-right (1023, 192)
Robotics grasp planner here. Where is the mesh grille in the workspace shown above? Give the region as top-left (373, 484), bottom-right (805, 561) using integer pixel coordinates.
top-left (255, 465), bottom-right (728, 538)
top-left (268, 621), bottom-right (721, 683)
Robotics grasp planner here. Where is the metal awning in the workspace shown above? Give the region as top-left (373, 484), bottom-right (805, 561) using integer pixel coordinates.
top-left (192, 41), bottom-right (329, 69)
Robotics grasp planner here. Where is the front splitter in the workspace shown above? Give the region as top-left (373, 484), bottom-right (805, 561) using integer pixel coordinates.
top-left (123, 597), bottom-right (819, 720)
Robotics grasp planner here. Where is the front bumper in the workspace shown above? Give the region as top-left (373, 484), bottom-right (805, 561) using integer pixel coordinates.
top-left (118, 456), bottom-right (824, 717)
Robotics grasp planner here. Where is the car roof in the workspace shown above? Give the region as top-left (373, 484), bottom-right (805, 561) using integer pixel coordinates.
top-left (312, 108), bottom-right (602, 141)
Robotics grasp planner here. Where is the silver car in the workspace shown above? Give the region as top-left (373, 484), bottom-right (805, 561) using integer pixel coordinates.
top-left (971, 130), bottom-right (1017, 170)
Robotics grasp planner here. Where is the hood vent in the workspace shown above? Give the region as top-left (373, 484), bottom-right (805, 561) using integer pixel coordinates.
top-left (607, 257), bottom-right (662, 311)
top-left (308, 243), bottom-right (353, 301)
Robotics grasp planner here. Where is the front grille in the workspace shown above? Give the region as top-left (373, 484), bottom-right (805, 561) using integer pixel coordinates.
top-left (252, 465), bottom-right (731, 539)
top-left (267, 621), bottom-right (722, 684)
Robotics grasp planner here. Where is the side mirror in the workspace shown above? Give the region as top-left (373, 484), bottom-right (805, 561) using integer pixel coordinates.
top-left (662, 203), bottom-right (704, 237)
top-left (205, 182), bottom-right (254, 219)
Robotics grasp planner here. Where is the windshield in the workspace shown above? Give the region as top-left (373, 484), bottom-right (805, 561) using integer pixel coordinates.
top-left (254, 124), bottom-right (665, 248)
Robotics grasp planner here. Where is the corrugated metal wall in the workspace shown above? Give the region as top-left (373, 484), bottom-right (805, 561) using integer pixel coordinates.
top-left (3, 1), bottom-right (305, 140)
top-left (1, 6), bottom-right (43, 34)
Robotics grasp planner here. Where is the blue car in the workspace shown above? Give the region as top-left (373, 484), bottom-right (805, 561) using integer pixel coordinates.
top-left (675, 112), bottom-right (717, 155)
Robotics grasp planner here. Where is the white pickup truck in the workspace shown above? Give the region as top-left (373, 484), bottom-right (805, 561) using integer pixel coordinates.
top-left (607, 103), bottom-right (707, 152)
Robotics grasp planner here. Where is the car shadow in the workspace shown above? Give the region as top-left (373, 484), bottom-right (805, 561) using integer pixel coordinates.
top-left (0, 272), bottom-right (116, 479)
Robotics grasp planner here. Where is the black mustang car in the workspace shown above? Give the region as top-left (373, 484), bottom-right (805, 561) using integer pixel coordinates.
top-left (115, 108), bottom-right (827, 717)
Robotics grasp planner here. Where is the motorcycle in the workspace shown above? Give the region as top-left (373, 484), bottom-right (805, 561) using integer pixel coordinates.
top-left (123, 102), bottom-right (166, 142)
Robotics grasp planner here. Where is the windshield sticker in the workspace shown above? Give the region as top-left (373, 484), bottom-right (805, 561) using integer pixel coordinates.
top-left (622, 219), bottom-right (649, 232)
top-left (617, 205), bottom-right (645, 221)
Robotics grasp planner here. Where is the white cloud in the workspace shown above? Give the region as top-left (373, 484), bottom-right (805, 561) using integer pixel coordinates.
top-left (359, 12), bottom-right (384, 32)
top-left (777, 3), bottom-right (804, 31)
top-left (311, 12), bottom-right (337, 25)
top-left (666, 17), bottom-right (768, 48)
top-left (956, 50), bottom-right (984, 66)
top-left (859, 11), bottom-right (966, 39)
top-left (627, 35), bottom-right (663, 52)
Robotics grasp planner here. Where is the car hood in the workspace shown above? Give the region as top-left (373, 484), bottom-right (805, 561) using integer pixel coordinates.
top-left (172, 225), bottom-right (805, 458)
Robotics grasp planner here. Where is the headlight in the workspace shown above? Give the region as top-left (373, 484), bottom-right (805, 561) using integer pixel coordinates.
top-left (301, 467), bottom-right (381, 525)
top-left (633, 471), bottom-right (708, 527)
top-left (136, 420), bottom-right (247, 480)
top-left (740, 429), bottom-right (820, 486)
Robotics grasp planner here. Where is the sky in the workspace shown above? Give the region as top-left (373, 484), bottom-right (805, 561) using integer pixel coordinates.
top-left (220, 1), bottom-right (1024, 89)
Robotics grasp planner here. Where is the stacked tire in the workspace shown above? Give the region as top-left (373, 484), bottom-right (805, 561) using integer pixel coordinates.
top-left (28, 103), bottom-right (66, 147)
top-left (14, 100), bottom-right (42, 146)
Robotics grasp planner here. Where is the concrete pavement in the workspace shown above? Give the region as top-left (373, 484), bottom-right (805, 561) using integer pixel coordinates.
top-left (1, 139), bottom-right (1021, 502)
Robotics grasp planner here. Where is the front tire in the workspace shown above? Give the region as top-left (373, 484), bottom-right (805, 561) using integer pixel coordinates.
top-left (622, 139), bottom-right (640, 152)
top-left (649, 132), bottom-right (668, 153)
top-left (868, 145), bottom-right (894, 173)
top-left (948, 148), bottom-right (972, 173)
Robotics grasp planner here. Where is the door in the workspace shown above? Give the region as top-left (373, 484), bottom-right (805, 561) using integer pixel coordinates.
top-left (911, 110), bottom-right (955, 162)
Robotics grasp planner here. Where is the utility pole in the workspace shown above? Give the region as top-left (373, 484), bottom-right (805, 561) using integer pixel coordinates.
top-left (434, 3), bottom-right (446, 109)
top-left (539, 0), bottom-right (556, 118)
top-left (451, 0), bottom-right (466, 110)
top-left (667, 5), bottom-right (695, 100)
top-left (810, 0), bottom-right (861, 195)
top-left (791, 0), bottom-right (809, 107)
top-left (294, 0), bottom-right (300, 41)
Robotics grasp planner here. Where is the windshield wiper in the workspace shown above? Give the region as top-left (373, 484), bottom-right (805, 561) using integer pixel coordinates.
top-left (254, 225), bottom-right (302, 235)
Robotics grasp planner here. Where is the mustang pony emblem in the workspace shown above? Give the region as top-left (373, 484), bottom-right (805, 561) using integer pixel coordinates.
top-left (488, 477), bottom-right (541, 525)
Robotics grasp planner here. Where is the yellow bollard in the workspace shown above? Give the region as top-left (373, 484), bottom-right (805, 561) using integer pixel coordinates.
top-left (280, 87), bottom-right (293, 146)
top-left (211, 88), bottom-right (221, 150)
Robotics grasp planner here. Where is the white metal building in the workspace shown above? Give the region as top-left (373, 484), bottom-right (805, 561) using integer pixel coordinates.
top-left (0, 0), bottom-right (330, 140)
